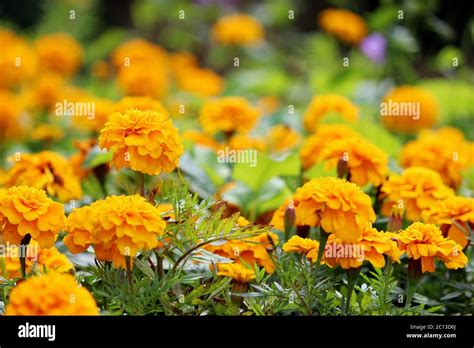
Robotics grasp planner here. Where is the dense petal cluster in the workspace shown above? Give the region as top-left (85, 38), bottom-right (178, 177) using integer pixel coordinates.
top-left (199, 97), bottom-right (260, 135)
top-left (64, 195), bottom-right (167, 268)
top-left (211, 14), bottom-right (264, 46)
top-left (114, 96), bottom-right (169, 116)
top-left (216, 263), bottom-right (255, 283)
top-left (176, 67), bottom-right (224, 97)
top-left (396, 222), bottom-right (468, 273)
top-left (381, 167), bottom-right (454, 221)
top-left (1, 151), bottom-right (82, 202)
top-left (99, 109), bottom-right (183, 175)
top-left (266, 125), bottom-right (301, 153)
top-left (5, 272), bottom-right (99, 315)
top-left (318, 9), bottom-right (368, 45)
top-left (303, 95), bottom-right (358, 133)
top-left (0, 186), bottom-right (65, 248)
top-left (282, 235), bottom-right (320, 262)
top-left (271, 177), bottom-right (376, 243)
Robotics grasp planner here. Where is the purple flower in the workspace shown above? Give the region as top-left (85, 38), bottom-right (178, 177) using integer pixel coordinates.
top-left (360, 33), bottom-right (387, 64)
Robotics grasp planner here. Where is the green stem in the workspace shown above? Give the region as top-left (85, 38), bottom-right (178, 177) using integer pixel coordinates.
top-left (343, 267), bottom-right (361, 315)
top-left (405, 258), bottom-right (423, 308)
top-left (382, 256), bottom-right (393, 314)
top-left (138, 172), bottom-right (145, 197)
top-left (315, 227), bottom-right (329, 269)
top-left (125, 255), bottom-right (133, 292)
top-left (19, 234), bottom-right (31, 280)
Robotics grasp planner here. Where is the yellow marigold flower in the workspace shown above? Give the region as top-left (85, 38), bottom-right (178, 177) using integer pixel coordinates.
top-left (5, 272), bottom-right (99, 315)
top-left (266, 125), bottom-right (300, 153)
top-left (318, 8), bottom-right (368, 45)
top-left (318, 137), bottom-right (389, 186)
top-left (0, 186), bottom-right (65, 248)
top-left (0, 29), bottom-right (38, 88)
top-left (216, 262), bottom-right (255, 283)
top-left (271, 177), bottom-right (376, 243)
top-left (397, 222), bottom-right (468, 273)
top-left (303, 95), bottom-right (359, 133)
top-left (176, 67), bottom-right (224, 97)
top-left (282, 235), bottom-right (319, 262)
top-left (114, 96), bottom-right (169, 116)
top-left (71, 96), bottom-right (115, 133)
top-left (400, 127), bottom-right (472, 188)
top-left (117, 62), bottom-right (169, 98)
top-left (35, 33), bottom-right (83, 77)
top-left (300, 124), bottom-right (360, 169)
top-left (99, 109), bottom-right (183, 175)
top-left (381, 167), bottom-right (454, 222)
top-left (1, 151), bottom-right (83, 202)
top-left (381, 86), bottom-right (438, 133)
top-left (204, 232), bottom-right (278, 273)
top-left (211, 14), bottom-right (264, 46)
top-left (64, 195), bottom-right (167, 268)
top-left (22, 72), bottom-right (66, 111)
top-left (91, 59), bottom-right (110, 80)
top-left (423, 196), bottom-right (474, 249)
top-left (324, 228), bottom-right (402, 269)
top-left (228, 133), bottom-right (266, 151)
top-left (0, 89), bottom-right (26, 141)
top-left (169, 51), bottom-right (198, 74)
top-left (181, 130), bottom-right (222, 151)
top-left (31, 124), bottom-right (64, 142)
top-left (0, 241), bottom-right (73, 280)
top-left (111, 39), bottom-right (168, 71)
top-left (199, 97), bottom-right (260, 135)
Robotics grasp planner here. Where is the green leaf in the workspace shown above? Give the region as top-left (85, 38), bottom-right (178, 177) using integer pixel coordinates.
top-left (82, 146), bottom-right (112, 169)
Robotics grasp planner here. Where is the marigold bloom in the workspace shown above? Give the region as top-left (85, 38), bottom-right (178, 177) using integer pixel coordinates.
top-left (64, 195), bottom-right (167, 268)
top-left (400, 127), bottom-right (472, 188)
top-left (228, 133), bottom-right (266, 151)
top-left (381, 86), bottom-right (438, 133)
top-left (5, 272), bottom-right (99, 315)
top-left (0, 241), bottom-right (73, 279)
top-left (381, 167), bottom-right (454, 222)
top-left (318, 137), bottom-right (389, 186)
top-left (199, 97), bottom-right (260, 135)
top-left (1, 151), bottom-right (83, 202)
top-left (99, 109), bottom-right (183, 175)
top-left (91, 60), bottom-right (110, 80)
top-left (0, 29), bottom-right (38, 88)
top-left (397, 222), bottom-right (468, 273)
top-left (35, 33), bottom-right (83, 77)
top-left (271, 177), bottom-right (376, 243)
top-left (111, 39), bottom-right (168, 71)
top-left (318, 9), bottom-right (367, 45)
top-left (69, 139), bottom-right (97, 179)
top-left (266, 125), bottom-right (300, 153)
top-left (282, 235), bottom-right (319, 262)
top-left (204, 232), bottom-right (278, 273)
top-left (300, 124), bottom-right (360, 169)
top-left (72, 97), bottom-right (115, 133)
top-left (176, 67), bottom-right (224, 97)
top-left (181, 130), bottom-right (222, 151)
top-left (423, 196), bottom-right (474, 249)
top-left (31, 124), bottom-right (64, 142)
top-left (211, 14), bottom-right (264, 46)
top-left (0, 90), bottom-right (26, 141)
top-left (114, 96), bottom-right (169, 116)
top-left (0, 186), bottom-right (65, 248)
top-left (216, 263), bottom-right (255, 283)
top-left (22, 72), bottom-right (66, 111)
top-left (117, 62), bottom-right (169, 98)
top-left (303, 95), bottom-right (358, 133)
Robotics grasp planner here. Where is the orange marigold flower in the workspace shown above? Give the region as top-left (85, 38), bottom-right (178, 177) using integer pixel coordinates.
top-left (114, 96), bottom-right (169, 116)
top-left (111, 39), bottom-right (168, 71)
top-left (400, 127), bottom-right (472, 188)
top-left (5, 272), bottom-right (99, 315)
top-left (318, 8), bottom-right (368, 45)
top-left (300, 124), bottom-right (360, 169)
top-left (318, 137), bottom-right (389, 186)
top-left (176, 67), bottom-right (224, 97)
top-left (199, 97), bottom-right (260, 135)
top-left (266, 125), bottom-right (301, 154)
top-left (31, 124), bottom-right (64, 143)
top-left (211, 14), bottom-right (264, 46)
top-left (381, 167), bottom-right (454, 222)
top-left (35, 33), bottom-right (83, 77)
top-left (397, 222), bottom-right (468, 273)
top-left (227, 133), bottom-right (266, 151)
top-left (169, 51), bottom-right (198, 73)
top-left (64, 195), bottom-right (167, 268)
top-left (381, 86), bottom-right (438, 133)
top-left (324, 228), bottom-right (402, 269)
top-left (181, 130), bottom-right (222, 151)
top-left (69, 139), bottom-right (97, 179)
top-left (271, 177), bottom-right (376, 243)
top-left (303, 95), bottom-right (359, 133)
top-left (0, 186), bottom-right (65, 248)
top-left (216, 262), bottom-right (255, 283)
top-left (1, 151), bottom-right (83, 202)
top-left (0, 241), bottom-right (73, 280)
top-left (91, 59), bottom-right (110, 80)
top-left (282, 235), bottom-right (319, 262)
top-left (99, 109), bottom-right (183, 175)
top-left (0, 89), bottom-right (26, 141)
top-left (22, 72), bottom-right (66, 111)
top-left (423, 196), bottom-right (474, 249)
top-left (117, 62), bottom-right (169, 98)
top-left (72, 97), bottom-right (115, 133)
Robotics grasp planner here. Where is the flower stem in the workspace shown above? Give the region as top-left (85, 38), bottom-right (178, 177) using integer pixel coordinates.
top-left (125, 255), bottom-right (133, 292)
top-left (315, 227), bottom-right (329, 269)
top-left (137, 172), bottom-right (145, 197)
top-left (343, 267), bottom-right (361, 315)
top-left (19, 234), bottom-right (31, 280)
top-left (405, 258), bottom-right (423, 308)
